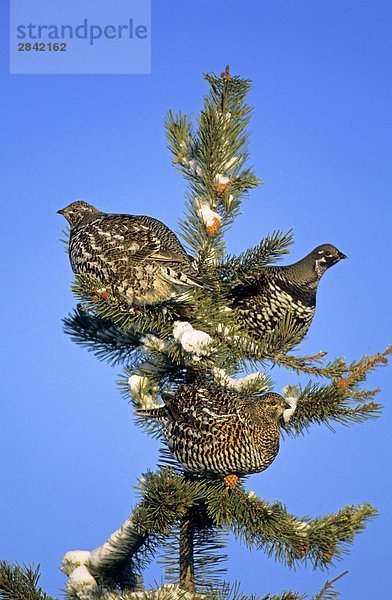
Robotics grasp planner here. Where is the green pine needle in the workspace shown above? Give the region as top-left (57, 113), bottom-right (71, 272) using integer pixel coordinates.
top-left (0, 562), bottom-right (56, 600)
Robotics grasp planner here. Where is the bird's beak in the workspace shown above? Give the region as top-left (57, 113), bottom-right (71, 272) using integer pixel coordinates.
top-left (57, 208), bottom-right (65, 215)
top-left (284, 401), bottom-right (292, 410)
top-left (338, 252), bottom-right (348, 260)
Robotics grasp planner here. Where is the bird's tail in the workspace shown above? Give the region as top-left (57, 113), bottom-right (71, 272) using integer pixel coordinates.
top-left (135, 407), bottom-right (166, 420)
top-left (160, 265), bottom-right (211, 290)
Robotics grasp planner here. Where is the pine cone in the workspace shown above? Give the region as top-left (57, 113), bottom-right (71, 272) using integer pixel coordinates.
top-left (322, 544), bottom-right (335, 562)
top-left (216, 180), bottom-right (233, 198)
top-left (294, 540), bottom-right (310, 559)
top-left (223, 474), bottom-right (239, 489)
top-left (205, 217), bottom-right (221, 237)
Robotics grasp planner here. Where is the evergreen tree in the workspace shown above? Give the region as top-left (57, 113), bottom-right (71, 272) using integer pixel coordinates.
top-left (2, 67), bottom-right (389, 600)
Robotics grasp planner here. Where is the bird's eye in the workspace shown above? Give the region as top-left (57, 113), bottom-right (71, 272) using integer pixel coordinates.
top-left (270, 401), bottom-right (277, 406)
top-left (325, 252), bottom-right (332, 257)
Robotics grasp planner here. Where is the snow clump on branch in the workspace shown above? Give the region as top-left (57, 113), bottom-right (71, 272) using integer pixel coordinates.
top-left (173, 321), bottom-right (213, 357)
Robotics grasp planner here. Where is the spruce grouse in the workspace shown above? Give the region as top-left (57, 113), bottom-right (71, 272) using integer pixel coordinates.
top-left (58, 201), bottom-right (205, 306)
top-left (137, 384), bottom-right (289, 485)
top-left (233, 244), bottom-right (347, 344)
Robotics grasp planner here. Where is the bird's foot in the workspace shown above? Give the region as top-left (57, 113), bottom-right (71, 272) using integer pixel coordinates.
top-left (90, 288), bottom-right (109, 302)
top-left (223, 474), bottom-right (239, 490)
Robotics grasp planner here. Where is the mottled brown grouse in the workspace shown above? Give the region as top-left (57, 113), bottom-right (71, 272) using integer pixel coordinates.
top-left (58, 201), bottom-right (205, 306)
top-left (233, 244), bottom-right (347, 344)
top-left (137, 385), bottom-right (289, 485)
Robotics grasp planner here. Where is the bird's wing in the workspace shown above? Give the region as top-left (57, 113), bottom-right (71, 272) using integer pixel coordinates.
top-left (172, 388), bottom-right (245, 430)
top-left (232, 272), bottom-right (269, 304)
top-left (85, 215), bottom-right (188, 264)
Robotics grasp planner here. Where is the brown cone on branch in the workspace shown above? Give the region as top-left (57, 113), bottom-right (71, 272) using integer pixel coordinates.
top-left (221, 65), bottom-right (232, 80)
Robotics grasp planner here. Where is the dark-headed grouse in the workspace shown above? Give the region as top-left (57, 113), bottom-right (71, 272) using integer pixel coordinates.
top-left (233, 244), bottom-right (346, 344)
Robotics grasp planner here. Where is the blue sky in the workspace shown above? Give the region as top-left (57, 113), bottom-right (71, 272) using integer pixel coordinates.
top-left (1, 1), bottom-right (391, 597)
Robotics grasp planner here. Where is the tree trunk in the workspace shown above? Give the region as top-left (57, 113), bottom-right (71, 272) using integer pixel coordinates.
top-left (179, 512), bottom-right (195, 593)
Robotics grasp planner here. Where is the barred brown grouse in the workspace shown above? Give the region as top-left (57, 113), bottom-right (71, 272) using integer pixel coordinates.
top-left (58, 201), bottom-right (205, 306)
top-left (137, 385), bottom-right (289, 484)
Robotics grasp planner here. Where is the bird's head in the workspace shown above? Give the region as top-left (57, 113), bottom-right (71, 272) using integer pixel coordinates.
top-left (57, 200), bottom-right (99, 227)
top-left (255, 392), bottom-right (291, 421)
top-left (309, 244), bottom-right (347, 277)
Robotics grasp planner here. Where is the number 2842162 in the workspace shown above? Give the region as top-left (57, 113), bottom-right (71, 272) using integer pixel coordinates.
top-left (18, 42), bottom-right (67, 51)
